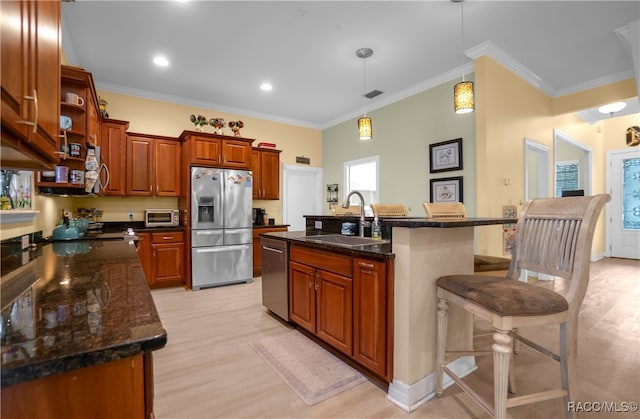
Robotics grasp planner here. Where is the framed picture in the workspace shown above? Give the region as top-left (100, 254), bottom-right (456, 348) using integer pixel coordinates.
top-left (429, 138), bottom-right (463, 173)
top-left (430, 176), bottom-right (463, 203)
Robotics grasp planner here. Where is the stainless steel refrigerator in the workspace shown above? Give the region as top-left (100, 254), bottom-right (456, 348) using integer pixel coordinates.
top-left (190, 167), bottom-right (253, 290)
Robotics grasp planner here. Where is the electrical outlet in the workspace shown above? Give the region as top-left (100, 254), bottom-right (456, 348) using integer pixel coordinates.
top-left (315, 220), bottom-right (322, 230)
top-left (129, 210), bottom-right (134, 220)
top-left (21, 235), bottom-right (30, 250)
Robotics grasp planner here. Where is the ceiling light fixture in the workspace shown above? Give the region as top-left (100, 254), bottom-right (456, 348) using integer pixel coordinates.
top-left (153, 55), bottom-right (169, 67)
top-left (452, 0), bottom-right (474, 114)
top-left (356, 47), bottom-right (373, 141)
top-left (260, 82), bottom-right (273, 92)
top-left (598, 101), bottom-right (626, 116)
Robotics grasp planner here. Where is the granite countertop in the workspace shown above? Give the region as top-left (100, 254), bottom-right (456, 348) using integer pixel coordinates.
top-left (253, 224), bottom-right (289, 229)
top-left (0, 240), bottom-right (167, 387)
top-left (262, 231), bottom-right (395, 260)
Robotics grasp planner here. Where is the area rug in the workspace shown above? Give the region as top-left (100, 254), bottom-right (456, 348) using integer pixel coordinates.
top-left (250, 329), bottom-right (367, 405)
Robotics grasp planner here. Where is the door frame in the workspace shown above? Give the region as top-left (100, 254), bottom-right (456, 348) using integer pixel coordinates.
top-left (524, 138), bottom-right (550, 201)
top-left (553, 129), bottom-right (592, 196)
top-left (282, 164), bottom-right (323, 230)
top-left (605, 148), bottom-right (640, 258)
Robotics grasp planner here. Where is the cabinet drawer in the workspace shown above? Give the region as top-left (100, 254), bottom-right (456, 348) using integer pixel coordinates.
top-left (151, 232), bottom-right (184, 244)
top-left (290, 244), bottom-right (352, 278)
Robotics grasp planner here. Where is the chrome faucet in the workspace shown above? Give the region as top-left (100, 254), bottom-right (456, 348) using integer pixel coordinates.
top-left (342, 190), bottom-right (366, 237)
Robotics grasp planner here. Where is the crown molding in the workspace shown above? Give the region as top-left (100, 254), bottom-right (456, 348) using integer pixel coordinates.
top-left (93, 81), bottom-right (322, 130)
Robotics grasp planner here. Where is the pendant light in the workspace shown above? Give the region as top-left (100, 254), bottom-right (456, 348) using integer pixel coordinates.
top-left (453, 0), bottom-right (474, 114)
top-left (356, 47), bottom-right (373, 140)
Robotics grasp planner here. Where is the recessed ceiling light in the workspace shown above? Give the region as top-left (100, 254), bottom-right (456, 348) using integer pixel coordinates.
top-left (260, 82), bottom-right (273, 92)
top-left (598, 102), bottom-right (626, 114)
top-left (153, 56), bottom-right (169, 67)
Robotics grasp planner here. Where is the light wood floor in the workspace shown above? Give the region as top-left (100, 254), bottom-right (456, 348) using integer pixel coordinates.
top-left (150, 257), bottom-right (639, 418)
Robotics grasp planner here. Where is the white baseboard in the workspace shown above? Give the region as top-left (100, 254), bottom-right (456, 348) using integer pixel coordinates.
top-left (386, 356), bottom-right (477, 412)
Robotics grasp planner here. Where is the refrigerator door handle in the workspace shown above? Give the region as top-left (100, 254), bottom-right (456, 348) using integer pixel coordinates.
top-left (195, 230), bottom-right (221, 235)
top-left (224, 228), bottom-right (250, 234)
top-left (195, 244), bottom-right (250, 253)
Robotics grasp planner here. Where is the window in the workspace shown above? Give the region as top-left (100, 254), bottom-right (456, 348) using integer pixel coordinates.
top-left (343, 156), bottom-right (379, 215)
top-left (555, 160), bottom-right (579, 197)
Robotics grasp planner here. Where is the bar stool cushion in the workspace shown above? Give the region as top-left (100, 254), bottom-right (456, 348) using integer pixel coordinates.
top-left (437, 275), bottom-right (569, 316)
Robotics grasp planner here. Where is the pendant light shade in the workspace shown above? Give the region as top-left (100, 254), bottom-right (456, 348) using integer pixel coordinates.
top-left (453, 0), bottom-right (474, 114)
top-left (454, 80), bottom-right (474, 114)
top-left (358, 116), bottom-right (373, 140)
top-left (356, 48), bottom-right (373, 140)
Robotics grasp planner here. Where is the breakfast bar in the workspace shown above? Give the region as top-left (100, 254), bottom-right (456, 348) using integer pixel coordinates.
top-left (384, 217), bottom-right (510, 411)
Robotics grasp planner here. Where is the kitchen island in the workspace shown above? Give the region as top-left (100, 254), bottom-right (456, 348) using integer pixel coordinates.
top-left (268, 215), bottom-right (509, 411)
top-left (1, 239), bottom-right (167, 419)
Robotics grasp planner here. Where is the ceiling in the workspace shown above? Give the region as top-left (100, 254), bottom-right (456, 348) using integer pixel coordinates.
top-left (61, 1), bottom-right (640, 129)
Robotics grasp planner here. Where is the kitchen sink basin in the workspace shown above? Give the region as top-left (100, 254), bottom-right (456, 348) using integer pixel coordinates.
top-left (302, 234), bottom-right (389, 247)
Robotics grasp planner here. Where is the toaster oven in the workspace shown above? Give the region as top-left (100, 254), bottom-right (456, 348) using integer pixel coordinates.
top-left (145, 209), bottom-right (179, 228)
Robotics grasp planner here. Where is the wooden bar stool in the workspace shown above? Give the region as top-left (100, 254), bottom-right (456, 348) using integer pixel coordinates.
top-left (434, 195), bottom-right (610, 419)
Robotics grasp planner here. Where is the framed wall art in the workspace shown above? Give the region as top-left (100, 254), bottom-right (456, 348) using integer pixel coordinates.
top-left (429, 138), bottom-right (463, 173)
top-left (430, 176), bottom-right (463, 203)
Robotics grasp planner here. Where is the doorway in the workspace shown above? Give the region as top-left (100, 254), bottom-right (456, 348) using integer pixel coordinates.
top-left (607, 148), bottom-right (640, 259)
top-left (553, 129), bottom-right (592, 196)
top-left (524, 138), bottom-right (550, 201)
top-left (282, 165), bottom-right (323, 232)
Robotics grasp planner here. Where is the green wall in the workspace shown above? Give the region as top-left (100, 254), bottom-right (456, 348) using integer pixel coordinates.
top-left (322, 77), bottom-right (476, 217)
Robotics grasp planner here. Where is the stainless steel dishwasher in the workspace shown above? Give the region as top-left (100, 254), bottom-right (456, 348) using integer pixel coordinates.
top-left (261, 237), bottom-right (289, 321)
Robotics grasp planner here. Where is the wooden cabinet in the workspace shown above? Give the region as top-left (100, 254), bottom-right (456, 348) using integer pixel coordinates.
top-left (136, 232), bottom-right (152, 281)
top-left (137, 231), bottom-right (184, 288)
top-left (1, 353), bottom-right (155, 419)
top-left (251, 147), bottom-right (281, 200)
top-left (353, 258), bottom-right (391, 378)
top-left (99, 119), bottom-right (129, 196)
top-left (289, 245), bottom-right (353, 356)
top-left (252, 226), bottom-right (288, 277)
top-left (179, 131), bottom-right (254, 169)
top-left (126, 133), bottom-right (181, 197)
top-left (289, 244), bottom-right (394, 381)
top-left (1, 0), bottom-right (60, 170)
top-left (150, 232), bottom-right (184, 288)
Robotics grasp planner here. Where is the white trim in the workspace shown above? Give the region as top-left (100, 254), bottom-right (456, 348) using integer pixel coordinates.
top-left (386, 356), bottom-right (477, 412)
top-left (524, 138), bottom-right (550, 201)
top-left (554, 129), bottom-right (592, 197)
top-left (0, 210), bottom-right (39, 224)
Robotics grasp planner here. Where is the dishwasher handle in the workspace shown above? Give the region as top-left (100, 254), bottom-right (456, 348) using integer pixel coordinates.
top-left (262, 245), bottom-right (284, 254)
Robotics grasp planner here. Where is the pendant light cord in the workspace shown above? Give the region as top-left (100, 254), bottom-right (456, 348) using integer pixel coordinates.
top-left (362, 54), bottom-right (368, 117)
top-left (460, 0), bottom-right (465, 82)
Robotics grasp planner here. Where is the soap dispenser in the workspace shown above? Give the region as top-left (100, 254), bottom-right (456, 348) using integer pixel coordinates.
top-left (371, 216), bottom-right (382, 240)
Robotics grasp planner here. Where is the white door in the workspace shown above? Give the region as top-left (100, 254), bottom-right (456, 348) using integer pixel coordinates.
top-left (608, 149), bottom-right (640, 259)
top-left (282, 165), bottom-right (322, 232)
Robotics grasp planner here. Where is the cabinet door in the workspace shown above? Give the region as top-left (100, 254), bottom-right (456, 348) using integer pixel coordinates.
top-left (100, 121), bottom-right (127, 196)
top-left (151, 243), bottom-right (184, 287)
top-left (191, 136), bottom-right (221, 166)
top-left (251, 149), bottom-right (261, 199)
top-left (289, 261), bottom-right (316, 333)
top-left (260, 150), bottom-right (280, 200)
top-left (222, 139), bottom-right (251, 169)
top-left (316, 269), bottom-right (353, 356)
top-left (154, 139), bottom-right (181, 196)
top-left (136, 233), bottom-right (151, 282)
top-left (353, 258), bottom-right (388, 377)
top-left (0, 0), bottom-right (60, 168)
top-left (1, 1), bottom-right (29, 141)
top-left (126, 135), bottom-right (153, 196)
top-left (28, 0), bottom-right (60, 159)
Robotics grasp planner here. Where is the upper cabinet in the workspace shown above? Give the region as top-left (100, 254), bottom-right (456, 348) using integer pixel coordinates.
top-left (251, 147), bottom-right (281, 200)
top-left (180, 131), bottom-right (254, 169)
top-left (99, 119), bottom-right (129, 196)
top-left (126, 133), bottom-right (181, 197)
top-left (1, 0), bottom-right (61, 170)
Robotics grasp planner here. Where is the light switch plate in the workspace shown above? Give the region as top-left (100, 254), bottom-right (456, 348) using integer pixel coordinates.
top-left (21, 235), bottom-right (30, 250)
top-left (314, 220), bottom-right (322, 230)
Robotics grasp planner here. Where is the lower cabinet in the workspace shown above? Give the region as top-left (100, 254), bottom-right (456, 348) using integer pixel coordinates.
top-left (1, 353), bottom-right (155, 419)
top-left (289, 244), bottom-right (393, 381)
top-left (137, 231), bottom-right (184, 288)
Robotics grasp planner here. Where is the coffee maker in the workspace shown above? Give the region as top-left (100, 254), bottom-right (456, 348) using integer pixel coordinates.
top-left (253, 208), bottom-right (266, 225)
